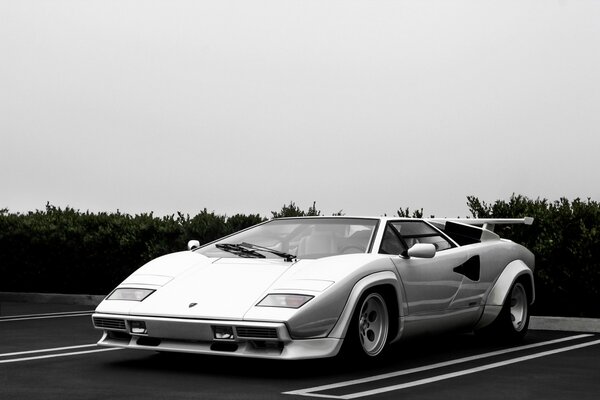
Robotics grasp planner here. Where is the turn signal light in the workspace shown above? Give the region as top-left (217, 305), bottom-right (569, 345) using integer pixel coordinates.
top-left (130, 320), bottom-right (147, 334)
top-left (213, 326), bottom-right (234, 340)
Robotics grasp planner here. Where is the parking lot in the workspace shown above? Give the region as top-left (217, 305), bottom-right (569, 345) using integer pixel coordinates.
top-left (1, 301), bottom-right (599, 400)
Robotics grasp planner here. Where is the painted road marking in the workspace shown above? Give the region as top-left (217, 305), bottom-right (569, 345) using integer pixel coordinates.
top-left (0, 347), bottom-right (121, 364)
top-left (0, 311), bottom-right (93, 322)
top-left (284, 334), bottom-right (596, 399)
top-left (0, 344), bottom-right (98, 358)
top-left (340, 339), bottom-right (600, 399)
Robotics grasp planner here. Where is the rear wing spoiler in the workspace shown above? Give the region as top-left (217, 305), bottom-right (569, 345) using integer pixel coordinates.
top-left (427, 217), bottom-right (534, 244)
top-left (428, 217), bottom-right (533, 232)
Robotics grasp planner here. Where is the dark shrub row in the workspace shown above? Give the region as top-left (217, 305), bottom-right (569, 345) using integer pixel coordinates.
top-left (0, 204), bottom-right (263, 295)
top-left (1, 197), bottom-right (598, 317)
top-left (467, 195), bottom-right (600, 318)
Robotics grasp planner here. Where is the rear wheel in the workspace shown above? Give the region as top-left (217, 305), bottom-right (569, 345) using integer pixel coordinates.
top-left (345, 292), bottom-right (390, 358)
top-left (508, 282), bottom-right (529, 334)
top-left (491, 280), bottom-right (530, 341)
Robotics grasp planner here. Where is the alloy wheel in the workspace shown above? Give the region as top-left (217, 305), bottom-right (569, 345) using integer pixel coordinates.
top-left (357, 293), bottom-right (389, 356)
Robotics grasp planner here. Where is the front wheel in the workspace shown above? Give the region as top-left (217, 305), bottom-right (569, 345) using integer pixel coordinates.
top-left (345, 292), bottom-right (390, 358)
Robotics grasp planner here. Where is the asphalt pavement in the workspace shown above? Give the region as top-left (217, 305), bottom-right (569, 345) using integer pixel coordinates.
top-left (1, 300), bottom-right (599, 400)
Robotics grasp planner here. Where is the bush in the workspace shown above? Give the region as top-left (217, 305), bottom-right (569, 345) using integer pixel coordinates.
top-left (271, 201), bottom-right (320, 218)
top-left (0, 204), bottom-right (265, 295)
top-left (1, 198), bottom-right (598, 318)
top-left (467, 195), bottom-right (600, 318)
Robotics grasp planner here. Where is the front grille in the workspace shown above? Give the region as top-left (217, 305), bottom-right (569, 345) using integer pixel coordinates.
top-left (93, 317), bottom-right (127, 330)
top-left (236, 327), bottom-right (278, 339)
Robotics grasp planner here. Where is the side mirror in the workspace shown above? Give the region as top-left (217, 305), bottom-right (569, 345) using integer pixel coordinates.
top-left (187, 240), bottom-right (200, 251)
top-left (405, 243), bottom-right (436, 258)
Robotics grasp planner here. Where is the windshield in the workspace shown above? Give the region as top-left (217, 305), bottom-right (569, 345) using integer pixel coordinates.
top-left (197, 218), bottom-right (378, 260)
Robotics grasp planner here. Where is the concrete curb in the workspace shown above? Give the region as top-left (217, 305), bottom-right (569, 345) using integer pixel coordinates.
top-left (0, 292), bottom-right (105, 307)
top-left (2, 292), bottom-right (599, 333)
top-left (529, 316), bottom-right (600, 334)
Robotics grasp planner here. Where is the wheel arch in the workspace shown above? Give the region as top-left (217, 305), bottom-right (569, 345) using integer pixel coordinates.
top-left (328, 271), bottom-right (405, 343)
top-left (475, 259), bottom-right (535, 330)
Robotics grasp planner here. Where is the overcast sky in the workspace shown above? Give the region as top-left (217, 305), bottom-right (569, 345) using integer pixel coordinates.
top-left (1, 0), bottom-right (599, 218)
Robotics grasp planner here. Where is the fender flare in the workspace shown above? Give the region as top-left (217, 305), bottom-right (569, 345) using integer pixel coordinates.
top-left (475, 259), bottom-right (535, 330)
top-left (328, 271), bottom-right (406, 342)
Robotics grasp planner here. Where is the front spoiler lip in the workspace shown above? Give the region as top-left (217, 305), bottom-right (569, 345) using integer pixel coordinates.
top-left (92, 312), bottom-right (291, 341)
top-left (92, 313), bottom-right (343, 360)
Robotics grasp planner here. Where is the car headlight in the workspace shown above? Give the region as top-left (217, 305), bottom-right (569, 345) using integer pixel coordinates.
top-left (107, 288), bottom-right (155, 301)
top-left (257, 294), bottom-right (313, 309)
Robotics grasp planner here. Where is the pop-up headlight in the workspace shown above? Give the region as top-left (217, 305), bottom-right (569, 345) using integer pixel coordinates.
top-left (257, 294), bottom-right (313, 309)
top-left (107, 288), bottom-right (155, 302)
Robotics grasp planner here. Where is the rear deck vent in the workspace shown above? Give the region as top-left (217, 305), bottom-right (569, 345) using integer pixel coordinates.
top-left (93, 317), bottom-right (126, 330)
top-left (236, 327), bottom-right (278, 339)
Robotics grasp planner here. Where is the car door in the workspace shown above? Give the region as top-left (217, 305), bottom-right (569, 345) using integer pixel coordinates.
top-left (381, 221), bottom-right (470, 315)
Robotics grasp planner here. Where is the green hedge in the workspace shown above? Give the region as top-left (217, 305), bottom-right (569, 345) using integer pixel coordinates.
top-left (466, 195), bottom-right (600, 318)
top-left (0, 204), bottom-right (263, 295)
top-left (1, 197), bottom-right (598, 318)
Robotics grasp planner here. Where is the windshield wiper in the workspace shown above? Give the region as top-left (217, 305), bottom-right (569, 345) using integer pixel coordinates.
top-left (239, 242), bottom-right (297, 262)
top-left (215, 243), bottom-right (266, 259)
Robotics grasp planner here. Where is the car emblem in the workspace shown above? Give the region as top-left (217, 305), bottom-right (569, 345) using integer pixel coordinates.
top-left (188, 302), bottom-right (198, 308)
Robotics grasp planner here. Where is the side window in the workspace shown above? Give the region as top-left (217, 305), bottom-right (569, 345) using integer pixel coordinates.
top-left (392, 221), bottom-right (454, 251)
top-left (379, 225), bottom-right (406, 255)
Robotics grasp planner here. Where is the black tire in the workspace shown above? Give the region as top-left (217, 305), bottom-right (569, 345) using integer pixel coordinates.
top-left (483, 280), bottom-right (530, 342)
top-left (343, 291), bottom-right (391, 359)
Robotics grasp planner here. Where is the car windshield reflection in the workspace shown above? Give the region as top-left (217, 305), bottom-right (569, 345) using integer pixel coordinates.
top-left (197, 217), bottom-right (378, 260)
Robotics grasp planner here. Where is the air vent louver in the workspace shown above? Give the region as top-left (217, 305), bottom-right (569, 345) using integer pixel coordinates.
top-left (93, 317), bottom-right (127, 330)
top-left (236, 327), bottom-right (278, 339)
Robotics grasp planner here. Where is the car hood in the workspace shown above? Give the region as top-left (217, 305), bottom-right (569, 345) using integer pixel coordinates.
top-left (96, 252), bottom-right (383, 321)
top-left (122, 257), bottom-right (293, 320)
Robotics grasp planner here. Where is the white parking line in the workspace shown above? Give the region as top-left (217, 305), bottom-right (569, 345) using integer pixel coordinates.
top-left (343, 339), bottom-right (600, 399)
top-left (0, 344), bottom-right (98, 358)
top-left (0, 347), bottom-right (121, 364)
top-left (0, 311), bottom-right (93, 322)
top-left (284, 334), bottom-right (595, 399)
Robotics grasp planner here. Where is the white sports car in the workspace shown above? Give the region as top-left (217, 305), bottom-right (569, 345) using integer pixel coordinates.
top-left (92, 216), bottom-right (535, 359)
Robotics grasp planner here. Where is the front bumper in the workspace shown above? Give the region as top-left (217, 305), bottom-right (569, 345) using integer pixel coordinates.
top-left (92, 313), bottom-right (342, 360)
